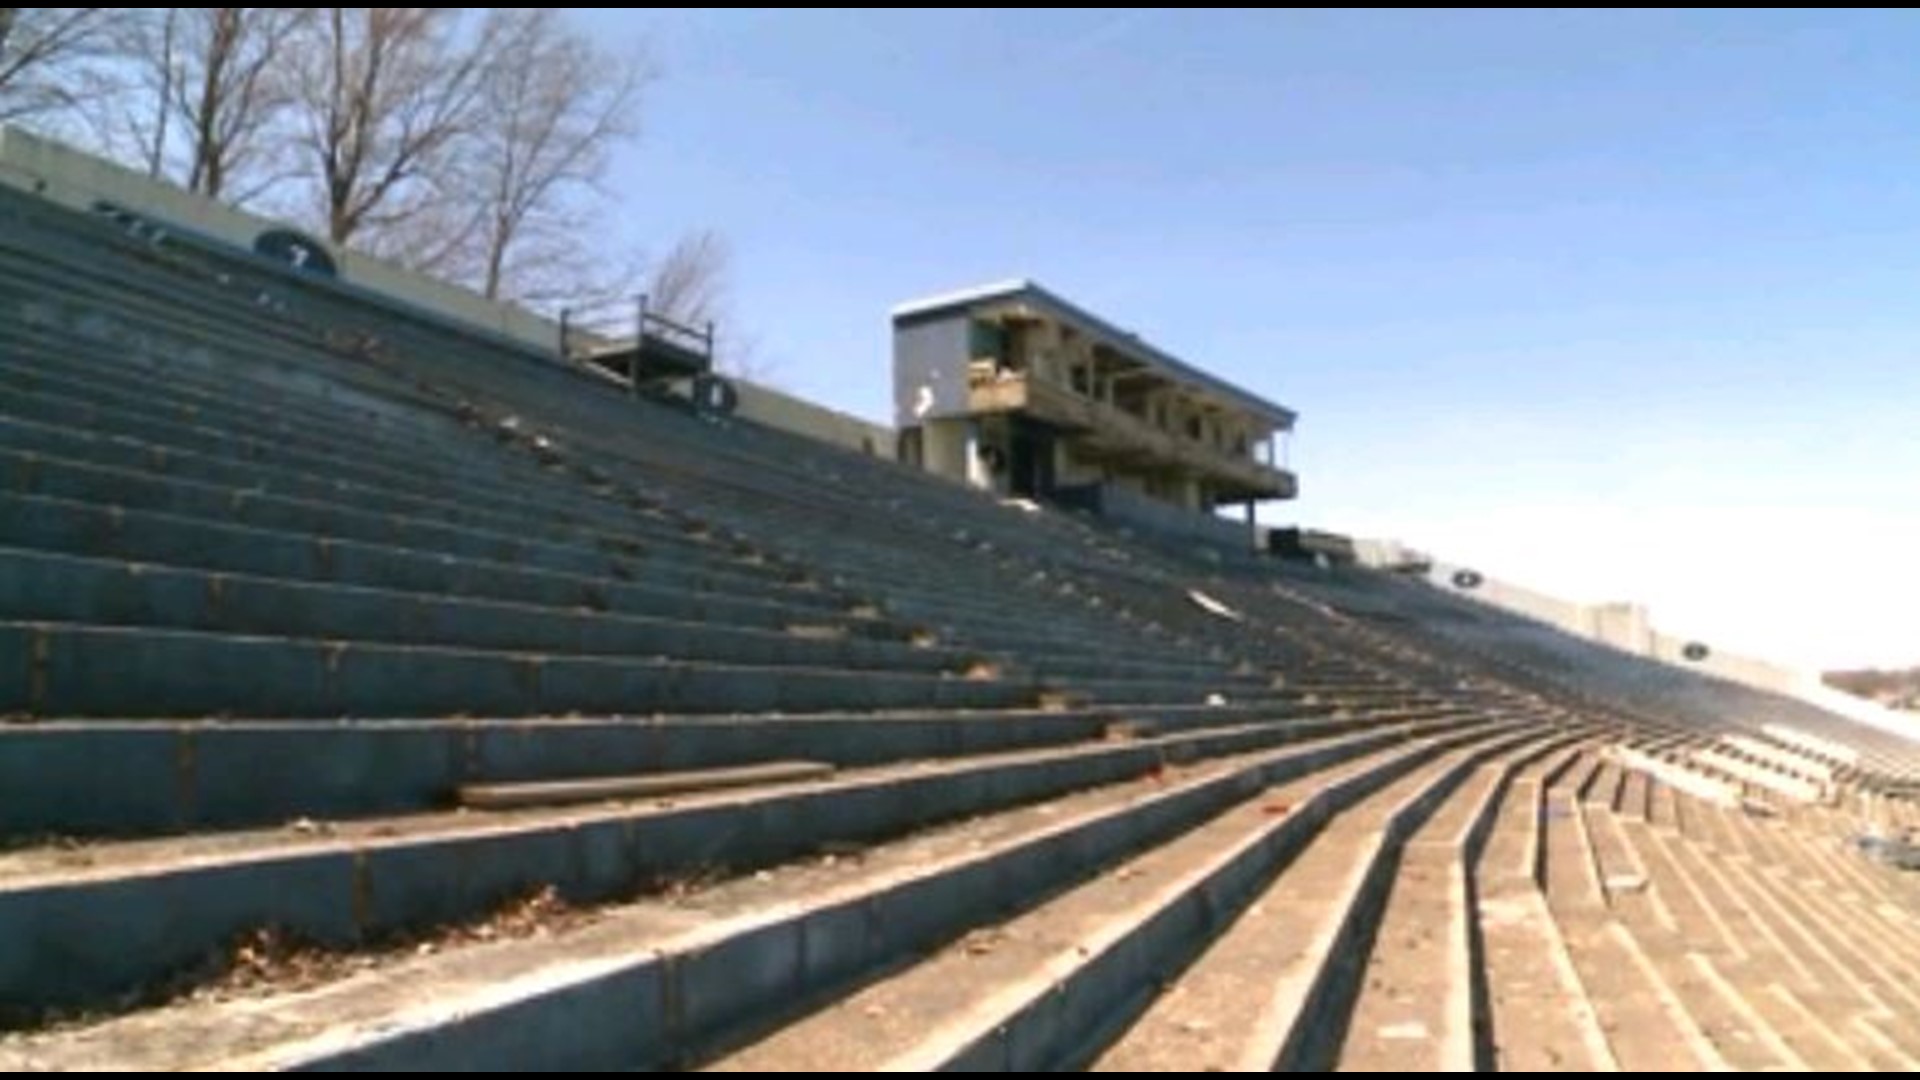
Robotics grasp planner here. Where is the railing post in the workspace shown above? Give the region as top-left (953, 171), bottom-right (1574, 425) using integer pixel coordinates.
top-left (558, 307), bottom-right (571, 364)
top-left (705, 320), bottom-right (716, 372)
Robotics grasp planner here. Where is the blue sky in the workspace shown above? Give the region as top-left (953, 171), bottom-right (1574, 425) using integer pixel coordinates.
top-left (573, 9), bottom-right (1919, 669)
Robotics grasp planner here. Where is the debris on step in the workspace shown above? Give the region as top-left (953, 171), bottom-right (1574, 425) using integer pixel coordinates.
top-left (1605, 874), bottom-right (1649, 895)
top-left (1379, 1021), bottom-right (1431, 1040)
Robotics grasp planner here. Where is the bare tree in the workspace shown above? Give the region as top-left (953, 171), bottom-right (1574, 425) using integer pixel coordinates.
top-left (283, 7), bottom-right (494, 256)
top-left (646, 229), bottom-right (728, 330)
top-left (122, 7), bottom-right (176, 177)
top-left (0, 7), bottom-right (121, 124)
top-left (462, 7), bottom-right (646, 303)
top-left (645, 228), bottom-right (772, 381)
top-left (114, 8), bottom-right (310, 201)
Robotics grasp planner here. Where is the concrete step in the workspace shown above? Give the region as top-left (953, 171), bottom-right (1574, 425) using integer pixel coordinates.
top-left (1333, 729), bottom-right (1587, 1071)
top-left (1579, 759), bottom-right (1624, 811)
top-left (1582, 802), bottom-right (1787, 1069)
top-left (1539, 767), bottom-right (1720, 1070)
top-left (1624, 807), bottom-right (1853, 1070)
top-left (0, 353), bottom-right (628, 522)
top-left (1709, 838), bottom-right (1886, 1007)
top-left (1736, 831), bottom-right (1920, 1019)
top-left (0, 446), bottom-right (829, 605)
top-left (1471, 744), bottom-right (1618, 1071)
top-left (11, 178), bottom-right (1913, 1073)
top-left (459, 760), bottom-right (835, 811)
top-left (1708, 838), bottom-right (1920, 1063)
top-left (1617, 765), bottom-right (1651, 820)
top-left (0, 403), bottom-right (800, 589)
top-left (1014, 653), bottom-right (1268, 686)
top-left (0, 547), bottom-right (982, 677)
top-left (0, 713), bottom-right (1450, 1062)
top-left (0, 491), bottom-right (873, 637)
top-left (1066, 676), bottom-right (1308, 709)
top-left (709, 729), bottom-right (1488, 1071)
top-left (1087, 722), bottom-right (1551, 1072)
top-left (0, 360), bottom-right (744, 571)
top-left (0, 709), bottom-right (1444, 1019)
top-left (1654, 805), bottom-right (1901, 1068)
top-left (0, 701), bottom-right (1334, 837)
top-left (1775, 813), bottom-right (1920, 957)
top-left (0, 341), bottom-right (844, 578)
top-left (0, 321), bottom-right (498, 468)
top-left (0, 621), bottom-right (1034, 720)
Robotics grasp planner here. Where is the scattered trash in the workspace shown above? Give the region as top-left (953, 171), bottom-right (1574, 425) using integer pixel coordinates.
top-left (961, 929), bottom-right (1004, 956)
top-left (1604, 874), bottom-right (1649, 895)
top-left (1186, 588), bottom-right (1245, 622)
top-left (1263, 802), bottom-right (1291, 817)
top-left (1205, 692), bottom-right (1228, 707)
top-left (1378, 1021), bottom-right (1431, 1040)
top-left (1854, 831), bottom-right (1920, 870)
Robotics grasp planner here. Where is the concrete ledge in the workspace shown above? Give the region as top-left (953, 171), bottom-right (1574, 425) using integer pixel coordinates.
top-left (1258, 725), bottom-right (1553, 1071)
top-left (0, 712), bottom-right (1420, 1016)
top-left (916, 724), bottom-right (1517, 1072)
top-left (0, 491), bottom-right (863, 635)
top-left (255, 724), bottom-right (1427, 1071)
top-left (14, 622), bottom-right (1034, 719)
top-left (0, 703), bottom-right (1345, 837)
top-left (0, 378), bottom-right (798, 588)
top-left (0, 547), bottom-right (967, 673)
top-left (459, 761), bottom-right (834, 811)
top-left (1454, 731), bottom-right (1591, 1072)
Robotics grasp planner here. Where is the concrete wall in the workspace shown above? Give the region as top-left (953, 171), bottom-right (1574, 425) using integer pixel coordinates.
top-left (1647, 630), bottom-right (1799, 695)
top-left (1424, 559), bottom-right (1590, 636)
top-left (1351, 537), bottom-right (1429, 571)
top-left (1589, 602), bottom-right (1654, 655)
top-left (0, 125), bottom-right (902, 457)
top-left (1417, 552), bottom-right (1920, 743)
top-left (1063, 482), bottom-right (1253, 550)
top-left (920, 418), bottom-right (975, 488)
top-left (0, 127), bottom-right (558, 353)
top-left (892, 314), bottom-right (972, 428)
top-left (734, 380), bottom-right (891, 457)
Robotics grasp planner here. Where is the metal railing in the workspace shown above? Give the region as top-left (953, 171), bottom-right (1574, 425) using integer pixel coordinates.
top-left (558, 294), bottom-right (714, 383)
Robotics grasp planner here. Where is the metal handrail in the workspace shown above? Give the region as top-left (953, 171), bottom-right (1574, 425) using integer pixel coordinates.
top-left (558, 294), bottom-right (715, 368)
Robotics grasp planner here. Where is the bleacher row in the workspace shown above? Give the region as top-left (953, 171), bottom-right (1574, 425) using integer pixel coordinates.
top-left (1, 180), bottom-right (1916, 1071)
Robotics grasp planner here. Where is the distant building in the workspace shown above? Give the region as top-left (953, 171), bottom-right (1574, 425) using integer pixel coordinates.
top-left (892, 280), bottom-right (1296, 543)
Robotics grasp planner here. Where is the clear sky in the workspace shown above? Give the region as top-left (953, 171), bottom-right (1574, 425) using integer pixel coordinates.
top-left (573, 9), bottom-right (1919, 671)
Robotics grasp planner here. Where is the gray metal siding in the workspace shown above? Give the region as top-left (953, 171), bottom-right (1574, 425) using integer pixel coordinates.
top-left (891, 315), bottom-right (972, 428)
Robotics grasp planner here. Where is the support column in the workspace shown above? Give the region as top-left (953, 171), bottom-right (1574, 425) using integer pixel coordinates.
top-left (1244, 499), bottom-right (1258, 551)
top-left (964, 422), bottom-right (988, 490)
